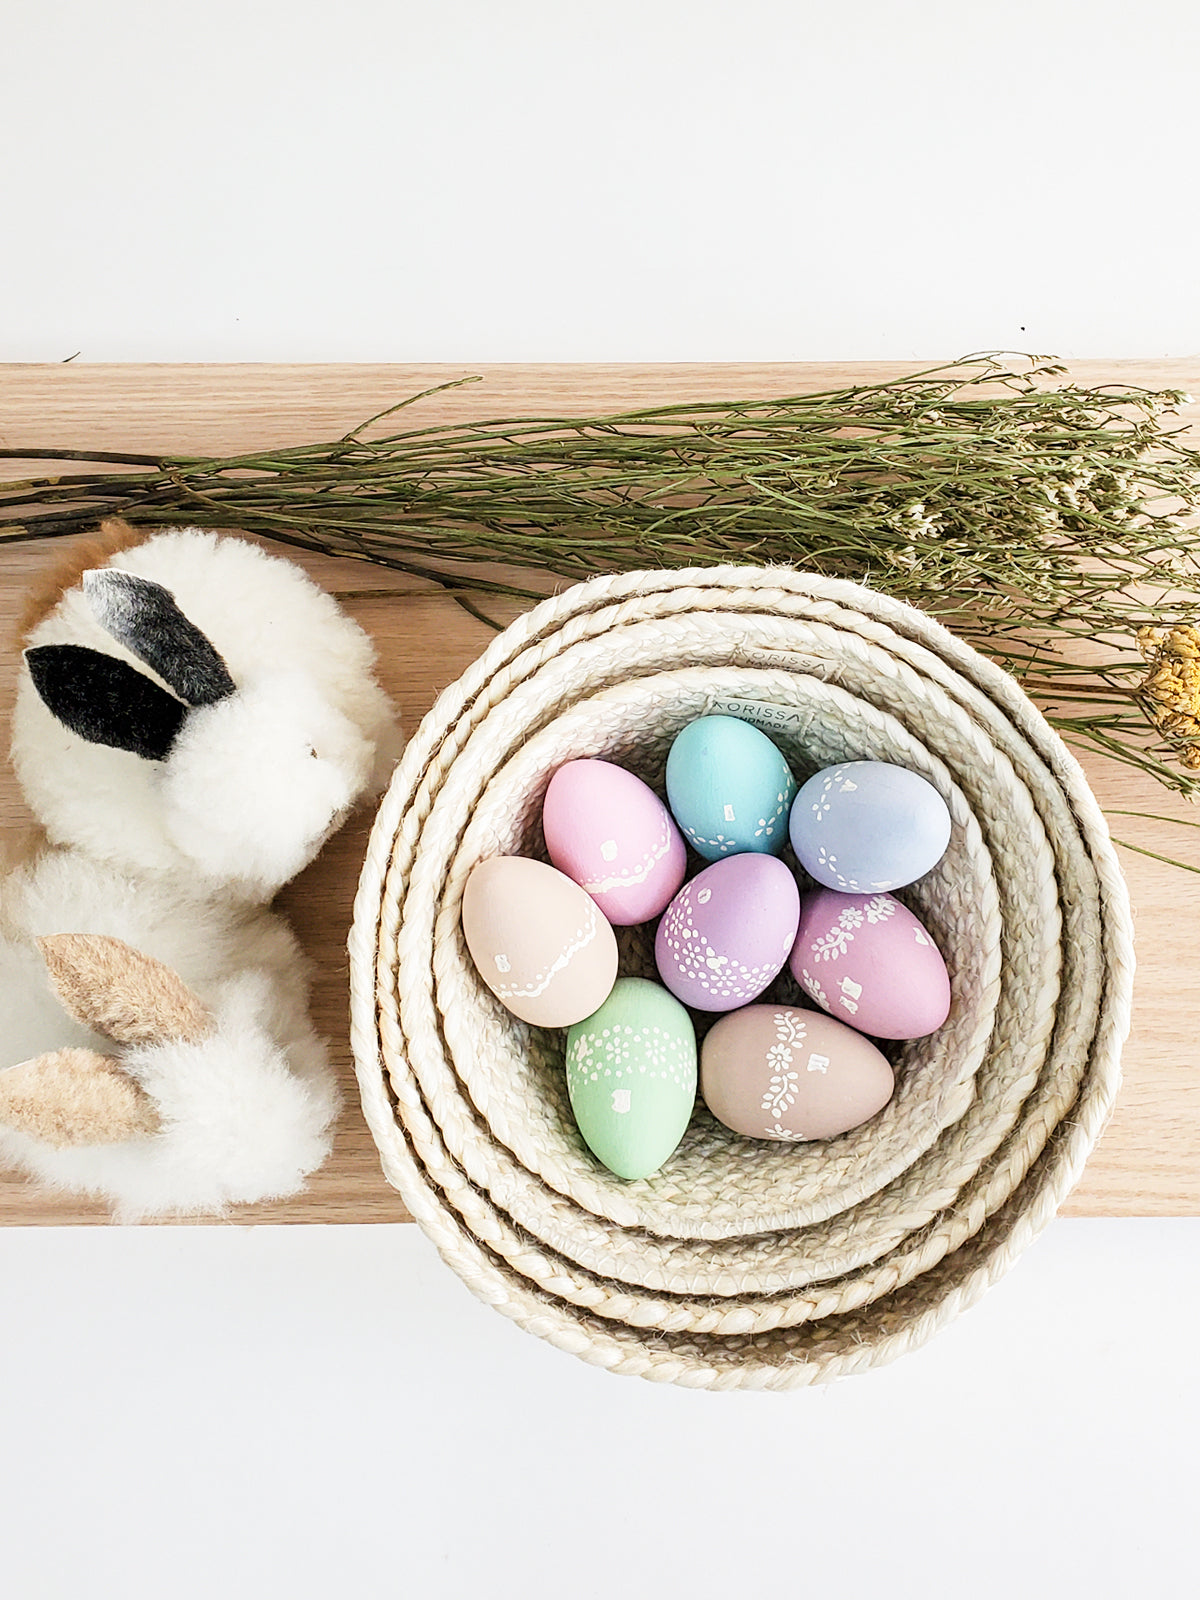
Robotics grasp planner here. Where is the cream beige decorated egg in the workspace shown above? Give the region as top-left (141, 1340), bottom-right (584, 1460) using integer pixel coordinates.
top-left (700, 1004), bottom-right (894, 1142)
top-left (461, 856), bottom-right (619, 1027)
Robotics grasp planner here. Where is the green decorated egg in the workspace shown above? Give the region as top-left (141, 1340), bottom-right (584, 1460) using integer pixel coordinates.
top-left (565, 977), bottom-right (697, 1180)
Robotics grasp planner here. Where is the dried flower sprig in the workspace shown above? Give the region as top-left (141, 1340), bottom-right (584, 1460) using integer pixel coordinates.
top-left (1136, 626), bottom-right (1200, 769)
top-left (2, 353), bottom-right (1199, 794)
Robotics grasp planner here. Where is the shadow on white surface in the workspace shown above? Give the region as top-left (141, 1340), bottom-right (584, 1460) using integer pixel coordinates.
top-left (0, 1219), bottom-right (1195, 1600)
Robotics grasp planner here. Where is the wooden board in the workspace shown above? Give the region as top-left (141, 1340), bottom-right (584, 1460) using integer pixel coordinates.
top-left (0, 360), bottom-right (1197, 1224)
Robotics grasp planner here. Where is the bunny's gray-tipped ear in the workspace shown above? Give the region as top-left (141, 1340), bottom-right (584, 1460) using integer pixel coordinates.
top-left (83, 569), bottom-right (236, 707)
top-left (25, 644), bottom-right (187, 761)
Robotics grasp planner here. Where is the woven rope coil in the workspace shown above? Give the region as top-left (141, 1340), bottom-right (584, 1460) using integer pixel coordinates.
top-left (349, 566), bottom-right (1133, 1388)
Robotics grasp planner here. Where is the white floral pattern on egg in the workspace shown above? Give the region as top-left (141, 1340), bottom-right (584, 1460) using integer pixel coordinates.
top-left (665, 715), bottom-right (797, 861)
top-left (788, 888), bottom-right (951, 1040)
top-left (701, 1005), bottom-right (894, 1141)
top-left (789, 760), bottom-right (952, 892)
top-left (654, 854), bottom-right (800, 1012)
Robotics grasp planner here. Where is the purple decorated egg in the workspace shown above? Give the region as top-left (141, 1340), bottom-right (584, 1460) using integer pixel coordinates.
top-left (788, 889), bottom-right (951, 1039)
top-left (542, 759), bottom-right (687, 925)
top-left (655, 854), bottom-right (800, 1012)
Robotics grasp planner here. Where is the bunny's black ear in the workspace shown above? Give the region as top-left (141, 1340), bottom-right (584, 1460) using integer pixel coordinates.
top-left (82, 569), bottom-right (236, 707)
top-left (25, 645), bottom-right (187, 762)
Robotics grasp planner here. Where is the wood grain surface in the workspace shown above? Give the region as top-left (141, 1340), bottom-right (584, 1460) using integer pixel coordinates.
top-left (0, 360), bottom-right (1197, 1224)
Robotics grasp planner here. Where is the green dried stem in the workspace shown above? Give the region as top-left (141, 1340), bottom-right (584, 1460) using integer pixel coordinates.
top-left (3, 353), bottom-right (1200, 796)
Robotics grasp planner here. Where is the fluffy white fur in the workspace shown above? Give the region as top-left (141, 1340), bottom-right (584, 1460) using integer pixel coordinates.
top-left (0, 529), bottom-right (403, 1216)
top-left (0, 970), bottom-right (338, 1222)
top-left (161, 671), bottom-right (375, 899)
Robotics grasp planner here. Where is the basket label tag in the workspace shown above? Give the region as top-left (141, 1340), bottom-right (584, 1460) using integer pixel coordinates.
top-left (731, 645), bottom-right (824, 671)
top-left (710, 696), bottom-right (812, 736)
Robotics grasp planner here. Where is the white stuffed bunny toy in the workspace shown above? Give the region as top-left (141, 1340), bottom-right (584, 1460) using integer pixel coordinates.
top-left (0, 520), bottom-right (403, 1219)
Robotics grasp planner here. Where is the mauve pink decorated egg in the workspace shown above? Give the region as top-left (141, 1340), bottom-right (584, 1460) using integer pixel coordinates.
top-left (655, 854), bottom-right (800, 1012)
top-left (787, 889), bottom-right (951, 1040)
top-left (542, 759), bottom-right (687, 925)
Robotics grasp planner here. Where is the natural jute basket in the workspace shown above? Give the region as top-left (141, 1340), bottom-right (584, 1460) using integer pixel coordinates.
top-left (349, 566), bottom-right (1134, 1389)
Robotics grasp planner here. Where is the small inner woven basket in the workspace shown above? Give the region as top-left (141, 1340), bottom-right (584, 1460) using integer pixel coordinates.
top-left (350, 564), bottom-right (1133, 1389)
top-left (384, 609), bottom-right (1070, 1284)
top-left (435, 665), bottom-right (1002, 1237)
top-left (388, 655), bottom-right (1070, 1292)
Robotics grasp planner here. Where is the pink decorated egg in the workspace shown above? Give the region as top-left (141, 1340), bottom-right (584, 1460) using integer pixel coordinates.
top-left (542, 759), bottom-right (687, 925)
top-left (788, 889), bottom-right (951, 1039)
top-left (654, 854), bottom-right (800, 1012)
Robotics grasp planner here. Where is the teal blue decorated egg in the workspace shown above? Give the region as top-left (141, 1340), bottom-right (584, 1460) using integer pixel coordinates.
top-left (665, 715), bottom-right (797, 859)
top-left (565, 978), bottom-right (697, 1180)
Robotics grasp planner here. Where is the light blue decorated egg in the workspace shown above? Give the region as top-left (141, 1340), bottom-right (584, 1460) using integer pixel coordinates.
top-left (789, 760), bottom-right (952, 893)
top-left (665, 715), bottom-right (797, 860)
top-left (565, 978), bottom-right (697, 1180)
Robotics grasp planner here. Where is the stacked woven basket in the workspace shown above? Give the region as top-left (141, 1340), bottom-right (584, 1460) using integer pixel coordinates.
top-left (348, 566), bottom-right (1134, 1389)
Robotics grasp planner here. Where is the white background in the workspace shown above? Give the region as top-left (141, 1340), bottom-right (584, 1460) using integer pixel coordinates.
top-left (2, 3), bottom-right (1199, 1597)
top-left (4, 0), bottom-right (1200, 363)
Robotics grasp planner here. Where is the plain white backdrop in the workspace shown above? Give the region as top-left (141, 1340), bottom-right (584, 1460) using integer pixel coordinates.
top-left (2, 3), bottom-right (1199, 1597)
top-left (4, 0), bottom-right (1200, 363)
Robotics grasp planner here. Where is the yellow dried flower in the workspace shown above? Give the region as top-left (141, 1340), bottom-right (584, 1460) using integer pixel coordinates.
top-left (1137, 625), bottom-right (1200, 769)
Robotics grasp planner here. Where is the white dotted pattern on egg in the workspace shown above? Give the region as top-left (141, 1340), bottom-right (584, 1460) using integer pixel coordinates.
top-left (654, 854), bottom-right (801, 1012)
top-left (568, 1024), bottom-right (695, 1090)
top-left (577, 812), bottom-right (677, 895)
top-left (657, 886), bottom-right (790, 1005)
top-left (489, 900), bottom-right (602, 1003)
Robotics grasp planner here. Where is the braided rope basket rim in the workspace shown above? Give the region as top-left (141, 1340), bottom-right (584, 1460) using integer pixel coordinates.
top-left (349, 565), bottom-right (1133, 1387)
top-left (371, 595), bottom-right (1088, 1267)
top-left (364, 604), bottom-right (1088, 1292)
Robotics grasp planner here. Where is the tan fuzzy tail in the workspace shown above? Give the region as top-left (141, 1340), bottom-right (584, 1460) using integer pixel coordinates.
top-left (18, 517), bottom-right (152, 644)
top-left (0, 1049), bottom-right (160, 1146)
top-left (37, 934), bottom-right (213, 1046)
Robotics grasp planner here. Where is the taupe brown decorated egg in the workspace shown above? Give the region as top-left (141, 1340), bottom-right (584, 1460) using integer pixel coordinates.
top-left (700, 1004), bottom-right (894, 1141)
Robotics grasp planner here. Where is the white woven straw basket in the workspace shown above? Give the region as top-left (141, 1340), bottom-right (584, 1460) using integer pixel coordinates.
top-left (349, 565), bottom-right (1134, 1389)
